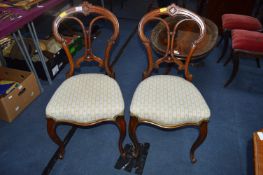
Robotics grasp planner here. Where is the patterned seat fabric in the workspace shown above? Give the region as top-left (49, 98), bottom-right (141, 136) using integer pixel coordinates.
top-left (130, 75), bottom-right (210, 126)
top-left (232, 29), bottom-right (263, 53)
top-left (46, 74), bottom-right (124, 123)
top-left (222, 14), bottom-right (262, 31)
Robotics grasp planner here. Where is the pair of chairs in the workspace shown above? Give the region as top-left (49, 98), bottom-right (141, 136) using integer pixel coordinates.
top-left (216, 13), bottom-right (263, 87)
top-left (45, 2), bottom-right (211, 163)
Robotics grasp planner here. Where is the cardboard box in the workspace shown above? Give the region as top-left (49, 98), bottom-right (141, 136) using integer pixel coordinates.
top-left (0, 67), bottom-right (40, 122)
top-left (5, 49), bottom-right (68, 80)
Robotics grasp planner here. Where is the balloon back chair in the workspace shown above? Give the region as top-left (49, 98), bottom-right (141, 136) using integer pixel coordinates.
top-left (46, 2), bottom-right (126, 160)
top-left (129, 3), bottom-right (211, 163)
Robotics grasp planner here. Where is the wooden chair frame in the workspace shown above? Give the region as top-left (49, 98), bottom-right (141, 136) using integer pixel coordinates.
top-left (47, 2), bottom-right (126, 159)
top-left (224, 48), bottom-right (263, 87)
top-left (138, 3), bottom-right (206, 81)
top-left (129, 3), bottom-right (208, 163)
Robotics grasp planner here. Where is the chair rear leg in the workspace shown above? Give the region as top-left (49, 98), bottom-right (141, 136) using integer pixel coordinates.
top-left (256, 58), bottom-right (261, 68)
top-left (115, 116), bottom-right (126, 158)
top-left (129, 116), bottom-right (140, 158)
top-left (190, 121), bottom-right (208, 163)
top-left (217, 30), bottom-right (229, 63)
top-left (224, 52), bottom-right (239, 87)
top-left (223, 49), bottom-right (233, 66)
top-left (47, 118), bottom-right (65, 159)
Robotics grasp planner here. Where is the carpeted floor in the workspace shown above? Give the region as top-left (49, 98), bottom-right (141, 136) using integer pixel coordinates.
top-left (1, 0), bottom-right (263, 175)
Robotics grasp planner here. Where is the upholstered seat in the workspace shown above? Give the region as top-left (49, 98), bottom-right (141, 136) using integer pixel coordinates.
top-left (130, 75), bottom-right (210, 126)
top-left (224, 29), bottom-right (263, 87)
top-left (45, 2), bottom-right (126, 161)
top-left (232, 29), bottom-right (263, 53)
top-left (46, 74), bottom-right (124, 123)
top-left (129, 4), bottom-right (210, 164)
top-left (222, 14), bottom-right (262, 31)
top-left (217, 14), bottom-right (262, 63)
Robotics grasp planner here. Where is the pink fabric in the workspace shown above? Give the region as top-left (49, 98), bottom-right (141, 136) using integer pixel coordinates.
top-left (232, 29), bottom-right (263, 52)
top-left (222, 14), bottom-right (262, 31)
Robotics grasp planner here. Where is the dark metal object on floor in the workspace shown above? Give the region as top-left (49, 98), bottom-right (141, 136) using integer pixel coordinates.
top-left (115, 143), bottom-right (150, 175)
top-left (42, 126), bottom-right (76, 175)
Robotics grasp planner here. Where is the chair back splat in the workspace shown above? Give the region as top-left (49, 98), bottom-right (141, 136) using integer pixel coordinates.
top-left (52, 1), bottom-right (119, 78)
top-left (138, 3), bottom-right (206, 81)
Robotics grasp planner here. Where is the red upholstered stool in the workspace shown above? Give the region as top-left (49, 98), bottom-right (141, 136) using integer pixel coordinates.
top-left (224, 29), bottom-right (263, 87)
top-left (217, 14), bottom-right (262, 63)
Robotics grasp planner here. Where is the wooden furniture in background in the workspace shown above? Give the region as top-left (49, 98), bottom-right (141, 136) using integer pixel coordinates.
top-left (202, 0), bottom-right (256, 32)
top-left (253, 129), bottom-right (263, 175)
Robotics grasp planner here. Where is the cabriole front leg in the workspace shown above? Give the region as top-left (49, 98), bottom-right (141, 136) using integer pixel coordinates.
top-left (190, 121), bottom-right (208, 163)
top-left (47, 118), bottom-right (65, 159)
top-left (115, 116), bottom-right (126, 158)
top-left (129, 116), bottom-right (140, 158)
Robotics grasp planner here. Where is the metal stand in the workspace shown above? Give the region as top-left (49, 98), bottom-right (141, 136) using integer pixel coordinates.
top-left (28, 22), bottom-right (52, 85)
top-left (13, 31), bottom-right (44, 92)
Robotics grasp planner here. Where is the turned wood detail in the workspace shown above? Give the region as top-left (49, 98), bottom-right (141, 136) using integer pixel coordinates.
top-left (138, 3), bottom-right (206, 80)
top-left (53, 1), bottom-right (119, 78)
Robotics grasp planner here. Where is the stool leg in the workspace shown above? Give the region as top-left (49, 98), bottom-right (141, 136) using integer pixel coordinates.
top-left (129, 116), bottom-right (140, 158)
top-left (115, 116), bottom-right (126, 158)
top-left (190, 121), bottom-right (208, 163)
top-left (47, 118), bottom-right (65, 159)
top-left (256, 58), bottom-right (261, 68)
top-left (224, 52), bottom-right (239, 87)
top-left (217, 30), bottom-right (229, 63)
top-left (223, 49), bottom-right (233, 66)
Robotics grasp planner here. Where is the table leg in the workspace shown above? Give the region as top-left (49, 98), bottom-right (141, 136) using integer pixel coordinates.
top-left (14, 31), bottom-right (44, 92)
top-left (101, 0), bottom-right (105, 7)
top-left (28, 22), bottom-right (52, 85)
top-left (0, 48), bottom-right (6, 66)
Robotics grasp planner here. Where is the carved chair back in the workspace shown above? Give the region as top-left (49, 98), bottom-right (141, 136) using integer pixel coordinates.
top-left (53, 2), bottom-right (119, 78)
top-left (138, 3), bottom-right (206, 81)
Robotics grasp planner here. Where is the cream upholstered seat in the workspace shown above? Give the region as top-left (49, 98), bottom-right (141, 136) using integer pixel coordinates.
top-left (46, 2), bottom-right (126, 161)
top-left (128, 4), bottom-right (210, 164)
top-left (130, 75), bottom-right (210, 127)
top-left (46, 74), bottom-right (124, 123)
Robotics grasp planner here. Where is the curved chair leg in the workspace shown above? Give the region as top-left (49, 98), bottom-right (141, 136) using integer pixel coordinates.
top-left (129, 116), bottom-right (140, 158)
top-left (224, 52), bottom-right (239, 87)
top-left (256, 58), bottom-right (261, 68)
top-left (216, 30), bottom-right (229, 63)
top-left (190, 121), bottom-right (208, 163)
top-left (216, 35), bottom-right (223, 47)
top-left (47, 118), bottom-right (65, 159)
top-left (115, 116), bottom-right (126, 158)
top-left (223, 49), bottom-right (233, 66)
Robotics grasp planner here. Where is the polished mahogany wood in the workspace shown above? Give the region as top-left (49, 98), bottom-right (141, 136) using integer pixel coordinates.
top-left (129, 4), bottom-right (209, 163)
top-left (47, 2), bottom-right (126, 160)
top-left (138, 3), bottom-right (206, 81)
top-left (190, 121), bottom-right (208, 163)
top-left (53, 1), bottom-right (119, 78)
top-left (253, 129), bottom-right (263, 175)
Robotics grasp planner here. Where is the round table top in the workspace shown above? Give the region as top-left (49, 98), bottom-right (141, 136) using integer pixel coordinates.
top-left (151, 16), bottom-right (218, 61)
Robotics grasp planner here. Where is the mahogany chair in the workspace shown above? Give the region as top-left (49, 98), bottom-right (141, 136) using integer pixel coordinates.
top-left (216, 14), bottom-right (262, 64)
top-left (45, 2), bottom-right (126, 159)
top-left (129, 4), bottom-right (211, 163)
top-left (224, 29), bottom-right (263, 87)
